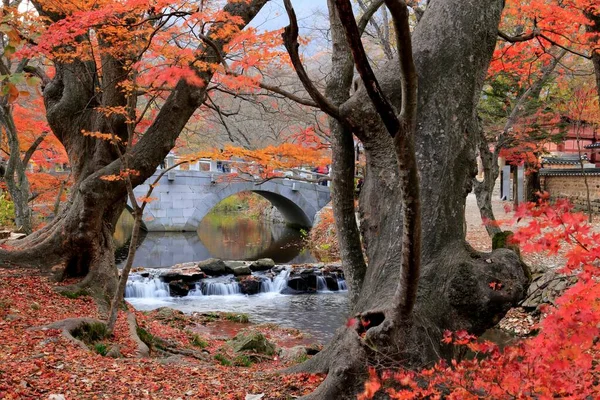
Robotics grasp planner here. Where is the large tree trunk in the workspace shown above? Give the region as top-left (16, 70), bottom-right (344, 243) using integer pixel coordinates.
top-left (0, 0), bottom-right (269, 308)
top-left (294, 1), bottom-right (529, 398)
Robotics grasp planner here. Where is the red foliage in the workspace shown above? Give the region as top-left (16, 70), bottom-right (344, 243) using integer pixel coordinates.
top-left (0, 269), bottom-right (324, 399)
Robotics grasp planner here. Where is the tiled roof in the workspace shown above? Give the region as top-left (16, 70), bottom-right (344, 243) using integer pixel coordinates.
top-left (584, 142), bottom-right (600, 149)
top-left (541, 155), bottom-right (588, 165)
top-left (540, 167), bottom-right (600, 176)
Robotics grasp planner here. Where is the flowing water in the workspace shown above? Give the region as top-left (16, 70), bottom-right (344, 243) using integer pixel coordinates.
top-left (125, 269), bottom-right (350, 343)
top-left (117, 208), bottom-right (348, 342)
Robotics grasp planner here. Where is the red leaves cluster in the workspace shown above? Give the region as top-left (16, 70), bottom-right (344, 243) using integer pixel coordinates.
top-left (0, 269), bottom-right (324, 399)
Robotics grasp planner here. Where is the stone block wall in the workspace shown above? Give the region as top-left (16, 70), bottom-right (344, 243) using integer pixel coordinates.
top-left (541, 174), bottom-right (600, 213)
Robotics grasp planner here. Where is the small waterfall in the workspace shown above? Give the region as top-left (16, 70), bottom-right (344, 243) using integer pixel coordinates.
top-left (202, 281), bottom-right (241, 296)
top-left (260, 269), bottom-right (290, 293)
top-left (125, 277), bottom-right (170, 298)
top-left (273, 269), bottom-right (290, 292)
top-left (259, 277), bottom-right (275, 293)
top-left (316, 275), bottom-right (330, 292)
top-left (337, 279), bottom-right (348, 291)
top-left (188, 283), bottom-right (203, 297)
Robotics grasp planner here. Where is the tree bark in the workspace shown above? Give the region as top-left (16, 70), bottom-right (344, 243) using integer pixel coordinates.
top-left (325, 0), bottom-right (368, 307)
top-left (473, 122), bottom-right (502, 237)
top-left (0, 106), bottom-right (35, 234)
top-left (291, 1), bottom-right (529, 398)
top-left (0, 0), bottom-right (269, 307)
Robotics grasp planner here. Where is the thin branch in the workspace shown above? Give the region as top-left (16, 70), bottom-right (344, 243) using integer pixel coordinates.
top-left (357, 0), bottom-right (385, 35)
top-left (498, 30), bottom-right (592, 60)
top-left (198, 33), bottom-right (319, 108)
top-left (334, 0), bottom-right (400, 137)
top-left (22, 131), bottom-right (48, 167)
top-left (282, 0), bottom-right (342, 120)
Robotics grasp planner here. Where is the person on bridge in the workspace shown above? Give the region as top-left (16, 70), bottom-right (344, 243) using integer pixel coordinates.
top-left (315, 165), bottom-right (329, 186)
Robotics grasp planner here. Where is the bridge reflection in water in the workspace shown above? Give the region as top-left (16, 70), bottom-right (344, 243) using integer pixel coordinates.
top-left (114, 208), bottom-right (316, 268)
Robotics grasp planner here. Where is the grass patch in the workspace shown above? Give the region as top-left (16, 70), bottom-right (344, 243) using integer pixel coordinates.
top-left (191, 334), bottom-right (208, 349)
top-left (136, 326), bottom-right (168, 350)
top-left (214, 353), bottom-right (231, 366)
top-left (94, 343), bottom-right (108, 356)
top-left (136, 326), bottom-right (155, 347)
top-left (60, 289), bottom-right (90, 299)
top-left (202, 312), bottom-right (220, 322)
top-left (224, 313), bottom-right (250, 323)
top-left (72, 322), bottom-right (108, 344)
top-left (295, 353), bottom-right (309, 364)
top-left (233, 354), bottom-right (253, 367)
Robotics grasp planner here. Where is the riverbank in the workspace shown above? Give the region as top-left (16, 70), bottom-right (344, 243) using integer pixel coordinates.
top-left (0, 268), bottom-right (324, 399)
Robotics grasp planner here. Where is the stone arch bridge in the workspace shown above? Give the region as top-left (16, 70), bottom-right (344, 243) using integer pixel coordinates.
top-left (132, 158), bottom-right (331, 231)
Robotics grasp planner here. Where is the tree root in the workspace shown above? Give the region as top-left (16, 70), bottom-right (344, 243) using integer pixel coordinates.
top-left (127, 311), bottom-right (150, 358)
top-left (32, 317), bottom-right (105, 351)
top-left (158, 346), bottom-right (209, 362)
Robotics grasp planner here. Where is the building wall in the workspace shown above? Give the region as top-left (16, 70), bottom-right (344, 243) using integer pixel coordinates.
top-left (541, 175), bottom-right (600, 212)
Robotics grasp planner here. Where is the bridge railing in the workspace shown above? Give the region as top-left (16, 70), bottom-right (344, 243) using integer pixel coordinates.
top-left (158, 154), bottom-right (331, 187)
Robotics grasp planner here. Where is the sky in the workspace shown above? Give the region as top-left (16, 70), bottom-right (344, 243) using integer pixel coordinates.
top-left (250, 0), bottom-right (328, 33)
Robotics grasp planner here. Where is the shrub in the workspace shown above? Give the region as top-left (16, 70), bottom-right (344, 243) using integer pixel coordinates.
top-left (94, 343), bottom-right (108, 356)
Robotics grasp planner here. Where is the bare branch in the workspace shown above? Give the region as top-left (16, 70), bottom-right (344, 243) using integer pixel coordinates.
top-left (386, 0), bottom-right (418, 125)
top-left (22, 131), bottom-right (48, 167)
top-left (357, 0), bottom-right (385, 35)
top-left (282, 0), bottom-right (341, 120)
top-left (334, 0), bottom-right (400, 137)
top-left (498, 30), bottom-right (592, 60)
top-left (198, 32), bottom-right (319, 108)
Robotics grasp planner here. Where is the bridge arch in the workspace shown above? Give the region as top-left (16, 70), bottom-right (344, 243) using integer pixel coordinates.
top-left (133, 171), bottom-right (330, 232)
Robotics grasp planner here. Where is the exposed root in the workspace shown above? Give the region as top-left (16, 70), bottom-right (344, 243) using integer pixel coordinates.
top-left (158, 346), bottom-right (209, 362)
top-left (127, 311), bottom-right (150, 358)
top-left (33, 317), bottom-right (105, 351)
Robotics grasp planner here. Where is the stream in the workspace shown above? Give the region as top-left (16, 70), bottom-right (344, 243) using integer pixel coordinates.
top-left (115, 209), bottom-right (349, 343)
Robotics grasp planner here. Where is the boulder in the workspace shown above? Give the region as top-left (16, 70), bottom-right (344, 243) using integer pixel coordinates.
top-left (238, 276), bottom-right (261, 295)
top-left (325, 276), bottom-right (339, 291)
top-left (168, 280), bottom-right (191, 297)
top-left (224, 261), bottom-right (247, 274)
top-left (161, 270), bottom-right (206, 283)
top-left (230, 331), bottom-right (276, 355)
top-left (250, 258), bottom-right (275, 271)
top-left (232, 265), bottom-right (252, 276)
top-left (278, 345), bottom-right (308, 363)
top-left (197, 258), bottom-right (228, 276)
top-left (286, 276), bottom-right (309, 292)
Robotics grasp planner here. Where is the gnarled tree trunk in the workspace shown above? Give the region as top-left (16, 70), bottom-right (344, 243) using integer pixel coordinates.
top-left (291, 1), bottom-right (529, 398)
top-left (0, 0), bottom-right (269, 308)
